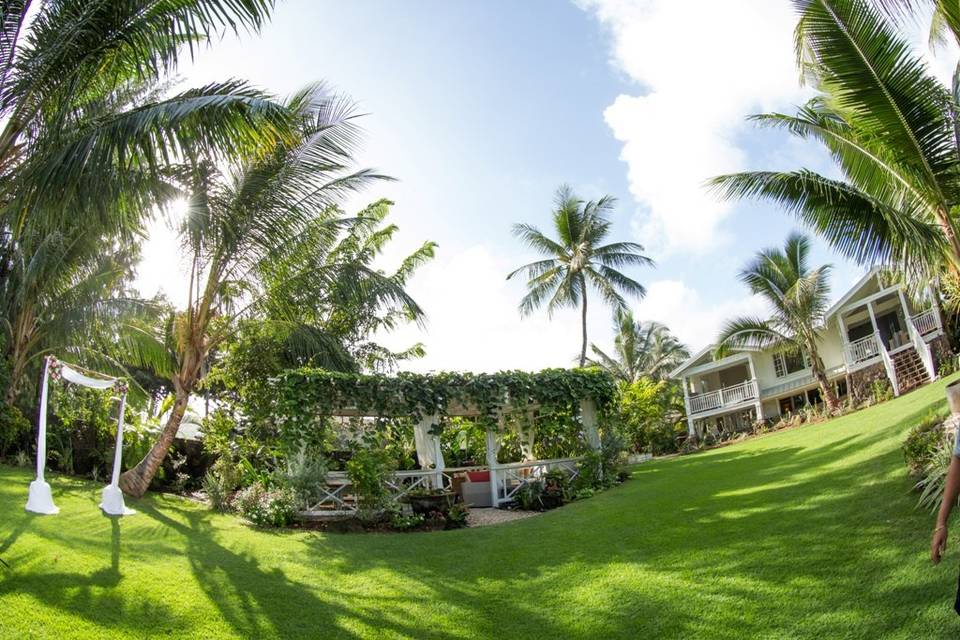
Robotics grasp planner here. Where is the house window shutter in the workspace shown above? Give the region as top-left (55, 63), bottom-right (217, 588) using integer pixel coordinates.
top-left (773, 353), bottom-right (785, 377)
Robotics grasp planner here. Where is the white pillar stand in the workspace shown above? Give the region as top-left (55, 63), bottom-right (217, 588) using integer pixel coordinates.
top-left (26, 480), bottom-right (58, 515)
top-left (26, 358), bottom-right (58, 515)
top-left (101, 391), bottom-right (134, 516)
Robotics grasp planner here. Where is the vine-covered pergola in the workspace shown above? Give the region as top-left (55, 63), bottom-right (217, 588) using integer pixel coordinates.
top-left (268, 368), bottom-right (616, 512)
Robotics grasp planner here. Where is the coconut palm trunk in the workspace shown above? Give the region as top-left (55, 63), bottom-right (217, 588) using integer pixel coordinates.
top-left (119, 349), bottom-right (202, 497)
top-left (806, 340), bottom-right (840, 414)
top-left (579, 280), bottom-right (589, 367)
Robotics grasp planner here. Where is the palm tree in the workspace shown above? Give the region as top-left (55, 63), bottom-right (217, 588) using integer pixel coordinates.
top-left (507, 185), bottom-right (653, 366)
top-left (715, 232), bottom-right (840, 413)
top-left (0, 0), bottom-right (290, 407)
top-left (116, 86), bottom-right (422, 497)
top-left (587, 311), bottom-right (689, 383)
top-left (710, 0), bottom-right (957, 283)
top-left (0, 1), bottom-right (288, 236)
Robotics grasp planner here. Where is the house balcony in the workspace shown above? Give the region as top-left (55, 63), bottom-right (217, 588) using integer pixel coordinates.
top-left (843, 333), bottom-right (882, 369)
top-left (911, 309), bottom-right (941, 338)
top-left (688, 379), bottom-right (759, 417)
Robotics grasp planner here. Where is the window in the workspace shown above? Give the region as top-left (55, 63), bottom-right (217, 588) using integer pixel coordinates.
top-left (773, 351), bottom-right (806, 378)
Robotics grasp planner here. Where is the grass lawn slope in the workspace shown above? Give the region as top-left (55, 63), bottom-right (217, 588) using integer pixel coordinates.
top-left (4, 377), bottom-right (960, 639)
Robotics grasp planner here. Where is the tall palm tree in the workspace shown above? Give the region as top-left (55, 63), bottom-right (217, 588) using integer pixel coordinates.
top-left (0, 0), bottom-right (290, 407)
top-left (0, 1), bottom-right (288, 237)
top-left (710, 0), bottom-right (957, 283)
top-left (715, 232), bottom-right (840, 413)
top-left (587, 311), bottom-right (689, 383)
top-left (507, 185), bottom-right (653, 367)
top-left (116, 86), bottom-right (421, 497)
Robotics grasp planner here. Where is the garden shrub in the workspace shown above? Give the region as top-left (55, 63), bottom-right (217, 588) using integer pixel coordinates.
top-left (615, 377), bottom-right (685, 455)
top-left (0, 404), bottom-right (30, 456)
top-left (903, 410), bottom-right (949, 478)
top-left (234, 482), bottom-right (296, 527)
top-left (202, 471), bottom-right (233, 512)
top-left (279, 444), bottom-right (328, 509)
top-left (346, 444), bottom-right (397, 518)
top-left (915, 439), bottom-right (955, 513)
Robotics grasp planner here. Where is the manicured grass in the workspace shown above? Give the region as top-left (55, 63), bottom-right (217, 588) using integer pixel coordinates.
top-left (4, 378), bottom-right (960, 639)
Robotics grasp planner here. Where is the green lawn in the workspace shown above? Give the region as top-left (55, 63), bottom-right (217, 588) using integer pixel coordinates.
top-left (3, 379), bottom-right (960, 639)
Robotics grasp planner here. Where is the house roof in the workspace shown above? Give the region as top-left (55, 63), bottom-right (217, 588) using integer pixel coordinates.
top-left (668, 345), bottom-right (715, 379)
top-left (823, 267), bottom-right (881, 322)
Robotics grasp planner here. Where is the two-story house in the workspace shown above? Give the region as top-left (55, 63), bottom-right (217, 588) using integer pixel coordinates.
top-left (670, 269), bottom-right (950, 440)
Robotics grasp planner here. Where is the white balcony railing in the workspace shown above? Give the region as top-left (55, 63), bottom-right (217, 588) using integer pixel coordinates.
top-left (688, 379), bottom-right (758, 416)
top-left (844, 334), bottom-right (881, 367)
top-left (911, 309), bottom-right (941, 336)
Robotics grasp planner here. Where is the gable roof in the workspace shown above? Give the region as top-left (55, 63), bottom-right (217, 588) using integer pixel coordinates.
top-left (668, 345), bottom-right (715, 379)
top-left (823, 267), bottom-right (881, 323)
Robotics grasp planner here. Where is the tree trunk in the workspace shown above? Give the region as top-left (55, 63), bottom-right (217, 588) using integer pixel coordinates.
top-left (807, 342), bottom-right (840, 414)
top-left (118, 385), bottom-right (191, 497)
top-left (579, 284), bottom-right (588, 367)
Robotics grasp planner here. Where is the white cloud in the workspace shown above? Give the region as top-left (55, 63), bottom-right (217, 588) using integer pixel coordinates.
top-left (380, 245), bottom-right (613, 372)
top-left (578, 0), bottom-right (806, 256)
top-left (633, 279), bottom-right (767, 351)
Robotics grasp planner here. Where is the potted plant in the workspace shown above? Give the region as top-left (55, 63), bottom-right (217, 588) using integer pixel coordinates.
top-left (403, 487), bottom-right (456, 516)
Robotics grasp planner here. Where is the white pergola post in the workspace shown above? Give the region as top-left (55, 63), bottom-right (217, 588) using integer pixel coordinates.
top-left (517, 410), bottom-right (536, 461)
top-left (485, 426), bottom-right (501, 508)
top-left (579, 398), bottom-right (601, 452)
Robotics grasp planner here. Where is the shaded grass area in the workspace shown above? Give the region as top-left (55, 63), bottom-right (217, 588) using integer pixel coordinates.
top-left (3, 378), bottom-right (960, 638)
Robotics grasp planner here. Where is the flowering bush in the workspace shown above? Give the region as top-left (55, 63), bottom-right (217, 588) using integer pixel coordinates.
top-left (234, 482), bottom-right (296, 527)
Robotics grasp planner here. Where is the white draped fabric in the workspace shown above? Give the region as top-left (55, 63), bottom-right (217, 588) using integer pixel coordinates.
top-left (26, 356), bottom-right (133, 516)
top-left (413, 415), bottom-right (444, 470)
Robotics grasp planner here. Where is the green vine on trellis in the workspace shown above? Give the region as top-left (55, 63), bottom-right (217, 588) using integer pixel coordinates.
top-left (265, 368), bottom-right (616, 434)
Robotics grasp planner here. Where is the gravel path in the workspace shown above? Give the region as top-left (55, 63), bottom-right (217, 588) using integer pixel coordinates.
top-left (467, 507), bottom-right (540, 527)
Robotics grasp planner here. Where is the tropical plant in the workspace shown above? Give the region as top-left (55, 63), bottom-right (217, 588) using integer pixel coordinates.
top-left (714, 232), bottom-right (840, 413)
top-left (616, 376), bottom-right (686, 455)
top-left (710, 0), bottom-right (958, 286)
top-left (507, 185), bottom-right (653, 366)
top-left (587, 311), bottom-right (689, 382)
top-left (0, 0), bottom-right (290, 407)
top-left (115, 85), bottom-right (414, 497)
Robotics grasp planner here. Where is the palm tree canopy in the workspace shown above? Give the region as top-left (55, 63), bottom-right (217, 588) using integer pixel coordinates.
top-left (715, 232), bottom-right (832, 358)
top-left (507, 185), bottom-right (653, 317)
top-left (710, 0), bottom-right (957, 281)
top-left (0, 0), bottom-right (290, 237)
top-left (587, 311), bottom-right (690, 383)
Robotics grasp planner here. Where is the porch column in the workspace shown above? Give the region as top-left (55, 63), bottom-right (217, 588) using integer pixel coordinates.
top-left (897, 289), bottom-right (911, 328)
top-left (682, 376), bottom-right (696, 440)
top-left (485, 422), bottom-right (501, 508)
top-left (747, 355), bottom-right (763, 422)
top-left (867, 302), bottom-right (880, 336)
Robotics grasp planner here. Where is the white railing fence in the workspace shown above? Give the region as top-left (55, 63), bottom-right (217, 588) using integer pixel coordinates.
top-left (876, 332), bottom-right (900, 397)
top-left (906, 315), bottom-right (937, 381)
top-left (688, 379), bottom-right (758, 416)
top-left (911, 309), bottom-right (941, 336)
top-left (494, 457), bottom-right (583, 506)
top-left (844, 334), bottom-right (881, 367)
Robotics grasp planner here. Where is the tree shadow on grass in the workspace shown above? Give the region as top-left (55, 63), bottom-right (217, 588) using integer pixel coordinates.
top-left (0, 509), bottom-right (187, 636)
top-left (294, 401), bottom-right (960, 639)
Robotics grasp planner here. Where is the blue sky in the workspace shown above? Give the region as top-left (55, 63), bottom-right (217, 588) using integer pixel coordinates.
top-left (137, 0), bottom-right (891, 372)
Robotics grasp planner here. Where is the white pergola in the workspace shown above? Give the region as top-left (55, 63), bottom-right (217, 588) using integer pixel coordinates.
top-left (303, 397), bottom-right (602, 515)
